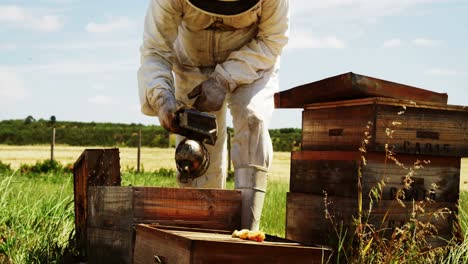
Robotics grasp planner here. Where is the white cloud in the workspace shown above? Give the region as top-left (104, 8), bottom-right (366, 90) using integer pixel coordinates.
top-left (286, 30), bottom-right (346, 50)
top-left (0, 67), bottom-right (30, 102)
top-left (289, 0), bottom-right (447, 52)
top-left (291, 0), bottom-right (444, 16)
top-left (33, 15), bottom-right (63, 32)
top-left (425, 68), bottom-right (464, 76)
top-left (411, 38), bottom-right (441, 47)
top-left (382, 38), bottom-right (404, 48)
top-left (45, 0), bottom-right (78, 3)
top-left (85, 17), bottom-right (135, 33)
top-left (16, 60), bottom-right (136, 75)
top-left (91, 84), bottom-right (108, 90)
top-left (0, 5), bottom-right (64, 32)
top-left (0, 5), bottom-right (27, 22)
top-left (38, 39), bottom-right (139, 50)
top-left (382, 38), bottom-right (441, 48)
top-left (0, 44), bottom-right (17, 51)
top-left (290, 0), bottom-right (448, 28)
top-left (88, 95), bottom-right (116, 105)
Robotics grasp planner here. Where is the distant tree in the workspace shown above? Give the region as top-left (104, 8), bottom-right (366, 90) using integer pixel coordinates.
top-left (24, 115), bottom-right (35, 124)
top-left (49, 115), bottom-right (57, 126)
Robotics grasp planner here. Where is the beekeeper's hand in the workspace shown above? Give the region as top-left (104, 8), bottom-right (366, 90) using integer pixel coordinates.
top-left (156, 89), bottom-right (181, 134)
top-left (188, 74), bottom-right (228, 112)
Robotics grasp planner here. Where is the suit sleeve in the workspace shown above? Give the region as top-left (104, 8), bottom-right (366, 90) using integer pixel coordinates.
top-left (137, 0), bottom-right (183, 116)
top-left (214, 0), bottom-right (289, 92)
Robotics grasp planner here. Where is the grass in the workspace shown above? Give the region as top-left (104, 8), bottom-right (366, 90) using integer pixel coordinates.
top-left (0, 172), bottom-right (75, 263)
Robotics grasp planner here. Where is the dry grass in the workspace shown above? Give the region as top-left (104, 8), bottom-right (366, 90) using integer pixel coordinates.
top-left (0, 144), bottom-right (291, 183)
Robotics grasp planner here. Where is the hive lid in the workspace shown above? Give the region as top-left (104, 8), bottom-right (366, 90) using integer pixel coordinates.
top-left (274, 72), bottom-right (448, 108)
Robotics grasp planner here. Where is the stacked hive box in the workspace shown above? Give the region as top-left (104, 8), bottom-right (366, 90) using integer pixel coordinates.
top-left (275, 72), bottom-right (468, 247)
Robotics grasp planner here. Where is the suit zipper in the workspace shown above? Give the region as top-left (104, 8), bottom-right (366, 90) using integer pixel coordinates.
top-left (211, 30), bottom-right (215, 65)
top-left (211, 17), bottom-right (223, 65)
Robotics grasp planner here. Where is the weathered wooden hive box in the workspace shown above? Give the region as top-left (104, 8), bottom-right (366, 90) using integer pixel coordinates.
top-left (301, 97), bottom-right (468, 156)
top-left (74, 149), bottom-right (242, 263)
top-left (275, 72), bottom-right (467, 247)
top-left (287, 151), bottom-right (461, 246)
top-left (133, 224), bottom-right (331, 264)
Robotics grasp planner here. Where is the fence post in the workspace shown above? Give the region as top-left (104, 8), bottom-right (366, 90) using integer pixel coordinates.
top-left (51, 127), bottom-right (55, 161)
top-left (227, 129), bottom-right (231, 172)
top-left (137, 128), bottom-right (141, 173)
top-left (168, 132), bottom-right (172, 148)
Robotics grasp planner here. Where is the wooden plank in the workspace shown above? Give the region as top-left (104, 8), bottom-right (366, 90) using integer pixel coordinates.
top-left (133, 187), bottom-right (242, 230)
top-left (191, 240), bottom-right (330, 264)
top-left (462, 158), bottom-right (468, 191)
top-left (87, 227), bottom-right (133, 264)
top-left (133, 224), bottom-right (332, 264)
top-left (87, 186), bottom-right (133, 230)
top-left (73, 148), bottom-right (121, 255)
top-left (73, 152), bottom-right (88, 254)
top-left (275, 72), bottom-right (448, 108)
top-left (301, 103), bottom-right (376, 152)
top-left (86, 186), bottom-right (242, 263)
top-left (304, 97), bottom-right (465, 111)
top-left (133, 225), bottom-right (191, 264)
top-left (302, 97), bottom-right (468, 157)
top-left (290, 151), bottom-right (461, 202)
top-left (286, 192), bottom-right (457, 247)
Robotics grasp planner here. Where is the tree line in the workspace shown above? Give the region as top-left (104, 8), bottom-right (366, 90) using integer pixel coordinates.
top-left (0, 116), bottom-right (301, 151)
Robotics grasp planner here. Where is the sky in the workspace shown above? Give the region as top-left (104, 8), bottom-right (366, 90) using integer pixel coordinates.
top-left (0, 0), bottom-right (467, 129)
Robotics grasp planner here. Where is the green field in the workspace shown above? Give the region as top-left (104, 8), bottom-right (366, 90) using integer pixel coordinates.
top-left (1, 145), bottom-right (468, 263)
top-left (0, 145), bottom-right (291, 183)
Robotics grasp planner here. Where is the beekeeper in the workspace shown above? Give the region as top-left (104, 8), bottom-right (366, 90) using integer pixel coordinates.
top-left (137, 0), bottom-right (289, 231)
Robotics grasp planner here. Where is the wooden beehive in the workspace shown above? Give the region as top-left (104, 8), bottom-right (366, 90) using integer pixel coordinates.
top-left (73, 149), bottom-right (242, 264)
top-left (286, 150), bottom-right (463, 247)
top-left (86, 186), bottom-right (242, 263)
top-left (286, 193), bottom-right (458, 248)
top-left (302, 97), bottom-right (468, 157)
top-left (275, 73), bottom-right (465, 249)
top-left (290, 151), bottom-right (463, 202)
top-left (133, 224), bottom-right (332, 264)
top-left (73, 148), bottom-right (121, 255)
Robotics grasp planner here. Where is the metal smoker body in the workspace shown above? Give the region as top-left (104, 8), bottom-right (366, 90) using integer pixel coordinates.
top-left (175, 109), bottom-right (217, 183)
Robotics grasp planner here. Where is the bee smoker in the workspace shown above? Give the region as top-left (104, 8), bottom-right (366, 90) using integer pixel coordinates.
top-left (175, 109), bottom-right (217, 183)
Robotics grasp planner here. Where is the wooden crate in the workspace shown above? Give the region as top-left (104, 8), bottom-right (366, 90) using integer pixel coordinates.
top-left (133, 224), bottom-right (332, 264)
top-left (302, 97), bottom-right (468, 157)
top-left (290, 151), bottom-right (462, 202)
top-left (274, 72), bottom-right (448, 108)
top-left (86, 186), bottom-right (242, 264)
top-left (73, 148), bottom-right (242, 264)
top-left (73, 148), bottom-right (121, 254)
top-left (286, 192), bottom-right (459, 248)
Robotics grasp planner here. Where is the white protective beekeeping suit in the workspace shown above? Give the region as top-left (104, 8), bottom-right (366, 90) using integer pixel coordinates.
top-left (137, 0), bottom-right (289, 230)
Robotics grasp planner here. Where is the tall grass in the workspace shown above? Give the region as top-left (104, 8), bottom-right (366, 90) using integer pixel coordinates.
top-left (437, 192), bottom-right (468, 263)
top-left (323, 119), bottom-right (467, 263)
top-left (262, 180), bottom-right (289, 237)
top-left (0, 172), bottom-right (75, 263)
